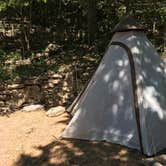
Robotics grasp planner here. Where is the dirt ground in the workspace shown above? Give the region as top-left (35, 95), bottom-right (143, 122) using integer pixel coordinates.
top-left (0, 110), bottom-right (166, 166)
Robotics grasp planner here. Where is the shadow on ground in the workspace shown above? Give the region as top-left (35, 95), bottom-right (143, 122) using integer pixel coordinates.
top-left (15, 139), bottom-right (145, 166)
top-left (13, 111), bottom-right (145, 166)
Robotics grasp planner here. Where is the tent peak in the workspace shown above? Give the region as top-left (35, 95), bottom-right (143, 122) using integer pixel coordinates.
top-left (112, 16), bottom-right (145, 33)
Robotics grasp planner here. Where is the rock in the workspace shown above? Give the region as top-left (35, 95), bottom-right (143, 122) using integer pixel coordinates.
top-left (0, 101), bottom-right (5, 106)
top-left (0, 107), bottom-right (10, 111)
top-left (45, 43), bottom-right (61, 53)
top-left (157, 155), bottom-right (166, 165)
top-left (46, 106), bottom-right (66, 117)
top-left (143, 158), bottom-right (155, 166)
top-left (50, 74), bottom-right (63, 79)
top-left (24, 86), bottom-right (42, 104)
top-left (47, 82), bottom-right (55, 88)
top-left (143, 158), bottom-right (164, 166)
top-left (15, 59), bottom-right (31, 65)
top-left (0, 107), bottom-right (11, 115)
top-left (48, 79), bottom-right (60, 85)
top-left (22, 104), bottom-right (44, 112)
top-left (0, 86), bottom-right (5, 91)
top-left (8, 84), bottom-right (24, 89)
top-left (152, 162), bottom-right (163, 166)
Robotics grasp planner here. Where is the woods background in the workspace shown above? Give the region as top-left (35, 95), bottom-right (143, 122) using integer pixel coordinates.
top-left (0, 0), bottom-right (165, 81)
top-left (0, 0), bottom-right (165, 113)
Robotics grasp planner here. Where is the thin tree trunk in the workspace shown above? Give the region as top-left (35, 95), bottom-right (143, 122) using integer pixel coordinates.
top-left (164, 24), bottom-right (166, 55)
top-left (124, 0), bottom-right (130, 15)
top-left (88, 0), bottom-right (97, 43)
top-left (153, 21), bottom-right (156, 33)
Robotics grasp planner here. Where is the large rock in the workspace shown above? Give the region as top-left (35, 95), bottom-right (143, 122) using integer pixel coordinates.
top-left (143, 158), bottom-right (164, 166)
top-left (143, 158), bottom-right (155, 166)
top-left (46, 106), bottom-right (66, 117)
top-left (157, 155), bottom-right (166, 165)
top-left (152, 162), bottom-right (163, 166)
top-left (22, 104), bottom-right (44, 112)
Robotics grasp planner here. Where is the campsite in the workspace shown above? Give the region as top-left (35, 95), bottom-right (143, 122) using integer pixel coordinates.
top-left (0, 1), bottom-right (166, 166)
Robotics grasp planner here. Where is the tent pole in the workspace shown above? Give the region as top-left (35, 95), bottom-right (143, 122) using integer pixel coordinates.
top-left (110, 41), bottom-right (144, 154)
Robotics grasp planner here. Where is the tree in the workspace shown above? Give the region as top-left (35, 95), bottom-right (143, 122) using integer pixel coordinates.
top-left (87, 0), bottom-right (97, 43)
top-left (164, 24), bottom-right (166, 54)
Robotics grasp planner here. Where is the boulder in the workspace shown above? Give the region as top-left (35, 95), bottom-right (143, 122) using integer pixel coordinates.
top-left (152, 162), bottom-right (163, 166)
top-left (143, 158), bottom-right (164, 166)
top-left (143, 158), bottom-right (155, 166)
top-left (46, 106), bottom-right (66, 117)
top-left (22, 104), bottom-right (44, 112)
top-left (157, 155), bottom-right (166, 165)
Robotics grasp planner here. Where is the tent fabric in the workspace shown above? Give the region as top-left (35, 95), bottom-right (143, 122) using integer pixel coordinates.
top-left (112, 16), bottom-right (144, 33)
top-left (62, 27), bottom-right (166, 156)
top-left (63, 44), bottom-right (140, 150)
top-left (111, 31), bottom-right (166, 155)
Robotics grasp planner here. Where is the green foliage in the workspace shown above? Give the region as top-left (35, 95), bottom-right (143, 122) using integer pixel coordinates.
top-left (0, 0), bottom-right (165, 80)
top-left (161, 52), bottom-right (166, 57)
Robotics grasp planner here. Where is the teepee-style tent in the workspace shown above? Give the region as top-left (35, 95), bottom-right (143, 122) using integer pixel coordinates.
top-left (62, 16), bottom-right (166, 156)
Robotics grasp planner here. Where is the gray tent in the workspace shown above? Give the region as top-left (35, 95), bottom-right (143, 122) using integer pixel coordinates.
top-left (62, 16), bottom-right (166, 156)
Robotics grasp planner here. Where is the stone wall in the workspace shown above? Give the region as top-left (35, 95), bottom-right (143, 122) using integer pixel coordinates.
top-left (0, 72), bottom-right (74, 113)
top-left (1, 57), bottom-right (165, 115)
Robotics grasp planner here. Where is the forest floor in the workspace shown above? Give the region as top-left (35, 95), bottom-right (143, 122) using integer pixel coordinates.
top-left (0, 110), bottom-right (166, 166)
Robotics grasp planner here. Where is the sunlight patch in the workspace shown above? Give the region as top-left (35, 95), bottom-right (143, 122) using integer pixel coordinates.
top-left (131, 46), bottom-right (140, 54)
top-left (103, 72), bottom-right (111, 82)
top-left (119, 70), bottom-right (125, 78)
top-left (112, 104), bottom-right (118, 115)
top-left (143, 86), bottom-right (165, 119)
top-left (112, 80), bottom-right (120, 90)
top-left (117, 60), bottom-right (123, 66)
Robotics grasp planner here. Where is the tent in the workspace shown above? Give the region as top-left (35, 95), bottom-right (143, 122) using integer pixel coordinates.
top-left (61, 16), bottom-right (166, 156)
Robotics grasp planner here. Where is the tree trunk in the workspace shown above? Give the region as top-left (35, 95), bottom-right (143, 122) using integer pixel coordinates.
top-left (87, 0), bottom-right (97, 43)
top-left (124, 0), bottom-right (130, 15)
top-left (153, 21), bottom-right (156, 33)
top-left (164, 24), bottom-right (166, 55)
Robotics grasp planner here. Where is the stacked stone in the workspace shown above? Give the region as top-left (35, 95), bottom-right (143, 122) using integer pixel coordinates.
top-left (0, 72), bottom-right (73, 115)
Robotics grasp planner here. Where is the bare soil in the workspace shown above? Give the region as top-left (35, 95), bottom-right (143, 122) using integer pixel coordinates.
top-left (0, 110), bottom-right (165, 166)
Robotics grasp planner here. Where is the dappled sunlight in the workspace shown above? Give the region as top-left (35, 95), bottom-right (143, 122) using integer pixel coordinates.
top-left (113, 31), bottom-right (166, 113)
top-left (62, 44), bottom-right (139, 151)
top-left (112, 104), bottom-right (118, 115)
top-left (115, 31), bottom-right (166, 155)
top-left (156, 66), bottom-right (163, 73)
top-left (103, 71), bottom-right (111, 82)
top-left (15, 139), bottom-right (144, 166)
top-left (131, 46), bottom-right (140, 54)
top-left (0, 42), bottom-right (101, 115)
top-left (119, 70), bottom-right (126, 78)
top-left (63, 30), bottom-right (166, 156)
top-left (143, 86), bottom-right (165, 119)
top-left (112, 80), bottom-right (120, 90)
top-left (0, 2), bottom-right (165, 165)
